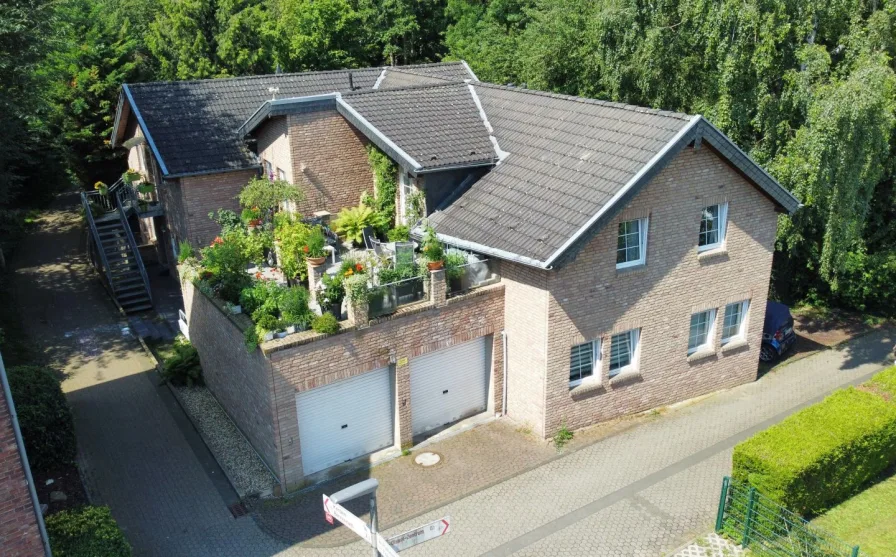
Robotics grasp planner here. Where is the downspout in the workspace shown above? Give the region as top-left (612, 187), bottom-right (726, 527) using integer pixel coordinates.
top-left (501, 330), bottom-right (508, 417)
top-left (0, 353), bottom-right (53, 557)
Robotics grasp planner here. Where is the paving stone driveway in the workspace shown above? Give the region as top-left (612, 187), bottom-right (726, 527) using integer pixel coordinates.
top-left (12, 194), bottom-right (894, 556)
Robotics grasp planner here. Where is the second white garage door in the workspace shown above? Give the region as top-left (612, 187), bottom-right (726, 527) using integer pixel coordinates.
top-left (411, 336), bottom-right (489, 436)
top-left (296, 367), bottom-right (394, 476)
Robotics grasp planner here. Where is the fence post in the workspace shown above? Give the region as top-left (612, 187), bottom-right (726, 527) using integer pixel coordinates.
top-left (715, 476), bottom-right (730, 532)
top-left (851, 546), bottom-right (860, 557)
top-left (742, 487), bottom-right (757, 548)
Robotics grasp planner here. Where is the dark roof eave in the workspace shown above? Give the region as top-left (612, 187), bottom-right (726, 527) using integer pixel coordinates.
top-left (120, 84), bottom-right (170, 176)
top-left (238, 93), bottom-right (342, 137)
top-left (166, 165), bottom-right (261, 179)
top-left (413, 159), bottom-right (496, 175)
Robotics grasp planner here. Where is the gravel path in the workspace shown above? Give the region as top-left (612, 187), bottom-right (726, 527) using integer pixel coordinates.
top-left (171, 384), bottom-right (279, 498)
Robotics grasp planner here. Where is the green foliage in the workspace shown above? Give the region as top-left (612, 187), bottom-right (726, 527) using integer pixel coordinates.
top-left (344, 272), bottom-right (372, 302)
top-left (238, 177), bottom-right (303, 213)
top-left (304, 226), bottom-right (327, 258)
top-left (552, 422), bottom-right (573, 450)
top-left (274, 216), bottom-right (313, 280)
top-left (161, 336), bottom-right (203, 387)
top-left (366, 145), bottom-right (398, 227)
top-left (378, 259), bottom-right (422, 283)
top-left (311, 312), bottom-right (340, 334)
top-left (332, 204), bottom-right (388, 245)
top-left (318, 273), bottom-right (345, 311)
top-left (208, 209), bottom-right (242, 236)
top-left (278, 286), bottom-right (312, 327)
top-left (255, 313), bottom-right (281, 331)
top-left (422, 225), bottom-right (443, 262)
top-left (177, 241), bottom-right (194, 263)
top-left (830, 250), bottom-right (896, 314)
top-left (241, 229), bottom-right (273, 266)
top-left (6, 365), bottom-right (76, 470)
top-left (444, 252), bottom-right (467, 280)
top-left (387, 226), bottom-right (410, 241)
top-left (241, 207), bottom-right (262, 224)
top-left (732, 383), bottom-right (896, 517)
top-left (244, 325), bottom-right (259, 352)
top-left (45, 505), bottom-right (131, 557)
top-left (867, 366), bottom-right (896, 399)
top-left (199, 232), bottom-right (252, 304)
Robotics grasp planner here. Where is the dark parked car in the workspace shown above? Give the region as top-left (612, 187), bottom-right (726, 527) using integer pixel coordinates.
top-left (761, 301), bottom-right (796, 362)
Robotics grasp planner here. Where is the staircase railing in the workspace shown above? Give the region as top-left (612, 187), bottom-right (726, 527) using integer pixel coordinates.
top-left (83, 178), bottom-right (125, 212)
top-left (81, 191), bottom-right (114, 288)
top-left (115, 187), bottom-right (152, 305)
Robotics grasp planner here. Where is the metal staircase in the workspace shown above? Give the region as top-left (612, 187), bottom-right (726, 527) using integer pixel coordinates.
top-left (81, 178), bottom-right (156, 314)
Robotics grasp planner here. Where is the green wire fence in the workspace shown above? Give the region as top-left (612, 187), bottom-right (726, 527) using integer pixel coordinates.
top-left (715, 477), bottom-right (866, 557)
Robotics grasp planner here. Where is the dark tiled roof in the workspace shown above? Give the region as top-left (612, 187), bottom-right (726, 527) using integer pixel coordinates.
top-left (390, 61), bottom-right (477, 81)
top-left (122, 62), bottom-right (474, 177)
top-left (427, 84), bottom-right (694, 263)
top-left (341, 83), bottom-right (495, 170)
top-left (376, 68), bottom-right (453, 90)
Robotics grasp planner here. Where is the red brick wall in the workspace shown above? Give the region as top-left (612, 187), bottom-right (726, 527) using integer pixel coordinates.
top-left (0, 392), bottom-right (44, 556)
top-left (287, 110), bottom-right (374, 216)
top-left (541, 146), bottom-right (778, 435)
top-left (180, 170), bottom-right (259, 248)
top-left (267, 284), bottom-right (504, 490)
top-left (182, 279), bottom-right (279, 476)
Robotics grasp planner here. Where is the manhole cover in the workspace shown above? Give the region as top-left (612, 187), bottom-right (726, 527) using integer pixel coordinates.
top-left (414, 452), bottom-right (441, 467)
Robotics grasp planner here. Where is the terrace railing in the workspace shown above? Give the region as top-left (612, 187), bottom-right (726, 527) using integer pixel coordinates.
top-left (368, 276), bottom-right (426, 319)
top-left (715, 477), bottom-right (865, 557)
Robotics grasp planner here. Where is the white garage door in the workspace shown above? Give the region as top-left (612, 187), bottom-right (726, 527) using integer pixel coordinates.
top-left (411, 336), bottom-right (489, 436)
top-left (296, 367), bottom-right (394, 476)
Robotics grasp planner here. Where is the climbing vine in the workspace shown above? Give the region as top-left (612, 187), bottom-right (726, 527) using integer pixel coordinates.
top-left (366, 144), bottom-right (398, 226)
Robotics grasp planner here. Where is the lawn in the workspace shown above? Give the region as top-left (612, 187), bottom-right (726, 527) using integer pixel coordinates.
top-left (812, 471), bottom-right (896, 557)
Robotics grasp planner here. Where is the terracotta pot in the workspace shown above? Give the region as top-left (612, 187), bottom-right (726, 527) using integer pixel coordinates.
top-left (427, 260), bottom-right (444, 271)
top-left (308, 256), bottom-right (327, 266)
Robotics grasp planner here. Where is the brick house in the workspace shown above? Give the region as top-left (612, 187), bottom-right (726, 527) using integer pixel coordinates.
top-left (1, 357), bottom-right (51, 556)
top-left (110, 62), bottom-right (799, 491)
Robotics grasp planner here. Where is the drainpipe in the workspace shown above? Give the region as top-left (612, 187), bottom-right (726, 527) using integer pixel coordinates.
top-left (0, 353), bottom-right (53, 557)
top-left (501, 330), bottom-right (508, 416)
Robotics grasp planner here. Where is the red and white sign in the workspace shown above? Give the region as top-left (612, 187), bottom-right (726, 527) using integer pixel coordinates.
top-left (322, 495), bottom-right (372, 544)
top-left (387, 516), bottom-right (451, 552)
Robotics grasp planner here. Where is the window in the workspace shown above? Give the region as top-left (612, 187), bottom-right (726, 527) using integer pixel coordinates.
top-left (277, 167), bottom-right (287, 182)
top-left (688, 309), bottom-right (717, 354)
top-left (399, 172), bottom-right (418, 225)
top-left (616, 218), bottom-right (649, 269)
top-left (263, 159), bottom-right (274, 180)
top-left (698, 203), bottom-right (728, 251)
top-left (569, 341), bottom-right (600, 386)
top-left (609, 329), bottom-right (639, 377)
top-left (722, 301), bottom-right (749, 344)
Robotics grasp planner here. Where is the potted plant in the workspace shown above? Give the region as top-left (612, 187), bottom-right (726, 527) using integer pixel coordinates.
top-left (242, 207), bottom-right (262, 231)
top-left (122, 168), bottom-right (143, 185)
top-left (444, 252), bottom-right (467, 293)
top-left (304, 226), bottom-right (328, 266)
top-left (94, 181), bottom-right (109, 196)
top-left (422, 225), bottom-right (444, 270)
top-left (318, 273), bottom-right (345, 318)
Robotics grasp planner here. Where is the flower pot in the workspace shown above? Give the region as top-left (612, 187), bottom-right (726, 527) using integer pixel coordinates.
top-left (427, 260), bottom-right (444, 271)
top-left (262, 331), bottom-right (275, 341)
top-left (308, 256), bottom-right (327, 266)
top-left (276, 330), bottom-right (288, 339)
top-left (286, 325), bottom-right (297, 334)
top-left (230, 304), bottom-right (242, 314)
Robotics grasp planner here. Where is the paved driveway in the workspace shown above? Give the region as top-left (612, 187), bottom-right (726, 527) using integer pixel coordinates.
top-left (12, 193), bottom-right (894, 556)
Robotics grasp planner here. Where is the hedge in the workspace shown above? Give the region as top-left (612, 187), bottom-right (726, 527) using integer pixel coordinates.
top-left (45, 506), bottom-right (131, 557)
top-left (732, 385), bottom-right (896, 517)
top-left (867, 365), bottom-right (896, 399)
top-left (6, 365), bottom-right (76, 470)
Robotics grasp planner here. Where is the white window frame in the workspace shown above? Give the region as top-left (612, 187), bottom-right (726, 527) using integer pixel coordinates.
top-left (721, 300), bottom-right (750, 345)
top-left (688, 309), bottom-right (717, 355)
top-left (698, 203), bottom-right (728, 252)
top-left (569, 340), bottom-right (601, 387)
top-left (398, 172), bottom-right (413, 225)
top-left (277, 167), bottom-right (287, 182)
top-left (608, 329), bottom-right (640, 378)
top-left (263, 159), bottom-right (274, 181)
top-left (616, 217), bottom-right (649, 269)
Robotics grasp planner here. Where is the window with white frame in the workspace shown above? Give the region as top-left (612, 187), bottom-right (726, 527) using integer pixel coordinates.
top-left (616, 218), bottom-right (649, 269)
top-left (688, 309), bottom-right (717, 354)
top-left (569, 340), bottom-right (600, 386)
top-left (609, 329), bottom-right (639, 377)
top-left (399, 172), bottom-right (415, 224)
top-left (722, 300), bottom-right (750, 344)
top-left (698, 203), bottom-right (728, 251)
top-left (263, 159), bottom-right (274, 180)
top-left (277, 167), bottom-right (287, 182)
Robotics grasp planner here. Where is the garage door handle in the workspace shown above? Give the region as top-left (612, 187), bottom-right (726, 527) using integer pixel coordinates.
top-left (443, 389), bottom-right (448, 394)
top-left (341, 424), bottom-right (348, 429)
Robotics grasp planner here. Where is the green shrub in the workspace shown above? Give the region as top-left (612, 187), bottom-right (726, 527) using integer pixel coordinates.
top-left (161, 336), bottom-right (202, 387)
top-left (732, 386), bottom-right (896, 516)
top-left (387, 226), bottom-right (409, 242)
top-left (332, 204), bottom-right (388, 245)
top-left (244, 325), bottom-right (259, 352)
top-left (312, 313), bottom-right (339, 334)
top-left (6, 365), bottom-right (76, 470)
top-left (278, 286), bottom-right (312, 327)
top-left (177, 241), bottom-right (194, 263)
top-left (45, 506), bottom-right (131, 557)
top-left (255, 313), bottom-right (280, 331)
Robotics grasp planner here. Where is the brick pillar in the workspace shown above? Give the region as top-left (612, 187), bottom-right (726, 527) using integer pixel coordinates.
top-left (430, 269), bottom-right (447, 307)
top-left (346, 285), bottom-right (369, 328)
top-left (306, 259), bottom-right (324, 305)
top-left (396, 357), bottom-right (413, 448)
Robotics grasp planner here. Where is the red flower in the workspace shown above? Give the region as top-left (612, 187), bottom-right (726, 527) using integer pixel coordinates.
top-left (255, 272), bottom-right (262, 279)
top-left (302, 246), bottom-right (309, 253)
top-left (212, 236), bottom-right (224, 246)
top-left (355, 263), bottom-right (363, 272)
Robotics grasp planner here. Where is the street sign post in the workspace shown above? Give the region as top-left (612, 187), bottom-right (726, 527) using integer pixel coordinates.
top-left (322, 480), bottom-right (449, 556)
top-left (387, 517), bottom-right (450, 552)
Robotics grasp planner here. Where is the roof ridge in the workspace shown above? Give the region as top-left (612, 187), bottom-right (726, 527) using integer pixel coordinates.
top-left (343, 80), bottom-right (466, 97)
top-left (385, 66), bottom-right (458, 81)
top-left (472, 82), bottom-right (692, 121)
top-left (126, 62), bottom-right (465, 89)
